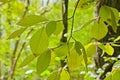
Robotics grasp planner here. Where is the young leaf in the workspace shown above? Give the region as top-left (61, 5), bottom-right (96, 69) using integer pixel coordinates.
top-left (47, 70), bottom-right (60, 80)
top-left (67, 48), bottom-right (83, 71)
top-left (8, 28), bottom-right (26, 39)
top-left (60, 70), bottom-right (70, 80)
top-left (100, 5), bottom-right (111, 20)
top-left (85, 42), bottom-right (96, 57)
top-left (30, 28), bottom-right (49, 55)
top-left (46, 21), bottom-right (57, 36)
top-left (105, 43), bottom-right (114, 56)
top-left (53, 22), bottom-right (64, 35)
top-left (90, 21), bottom-right (108, 40)
top-left (19, 54), bottom-right (35, 67)
top-left (98, 43), bottom-right (114, 56)
top-left (17, 15), bottom-right (47, 27)
top-left (37, 50), bottom-right (51, 74)
top-left (114, 36), bottom-right (120, 42)
top-left (54, 44), bottom-right (68, 57)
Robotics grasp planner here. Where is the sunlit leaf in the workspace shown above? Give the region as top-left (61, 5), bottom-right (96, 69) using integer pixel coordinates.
top-left (85, 42), bottom-right (96, 57)
top-left (17, 15), bottom-right (47, 27)
top-left (30, 28), bottom-right (49, 55)
top-left (54, 44), bottom-right (68, 57)
top-left (104, 74), bottom-right (112, 80)
top-left (105, 43), bottom-right (114, 56)
top-left (47, 70), bottom-right (60, 80)
top-left (114, 36), bottom-right (120, 42)
top-left (112, 69), bottom-right (120, 80)
top-left (90, 21), bottom-right (108, 40)
top-left (98, 43), bottom-right (114, 56)
top-left (67, 48), bottom-right (83, 71)
top-left (100, 5), bottom-right (111, 20)
top-left (53, 22), bottom-right (64, 35)
top-left (19, 54), bottom-right (35, 67)
top-left (46, 21), bottom-right (57, 36)
top-left (8, 28), bottom-right (26, 39)
top-left (60, 70), bottom-right (70, 80)
top-left (37, 50), bottom-right (51, 74)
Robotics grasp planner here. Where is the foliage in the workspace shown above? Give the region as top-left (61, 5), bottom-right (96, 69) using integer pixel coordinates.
top-left (0, 0), bottom-right (120, 80)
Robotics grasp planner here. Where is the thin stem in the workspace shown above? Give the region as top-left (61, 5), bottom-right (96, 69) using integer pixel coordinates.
top-left (68, 0), bottom-right (80, 42)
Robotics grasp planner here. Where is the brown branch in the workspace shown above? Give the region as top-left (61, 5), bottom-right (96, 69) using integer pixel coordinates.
top-left (9, 29), bottom-right (33, 79)
top-left (9, 0), bottom-right (30, 79)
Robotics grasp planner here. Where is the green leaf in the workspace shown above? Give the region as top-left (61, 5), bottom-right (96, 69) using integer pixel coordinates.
top-left (112, 69), bottom-right (120, 80)
top-left (17, 15), bottom-right (47, 27)
top-left (90, 21), bottom-right (108, 40)
top-left (30, 28), bottom-right (49, 55)
top-left (53, 22), bottom-right (64, 35)
top-left (54, 44), bottom-right (68, 57)
top-left (74, 41), bottom-right (82, 55)
top-left (46, 21), bottom-right (56, 36)
top-left (67, 48), bottom-right (83, 71)
top-left (37, 50), bottom-right (51, 74)
top-left (114, 36), bottom-right (120, 42)
top-left (47, 70), bottom-right (60, 80)
top-left (85, 42), bottom-right (96, 57)
top-left (111, 10), bottom-right (117, 33)
top-left (105, 43), bottom-right (114, 56)
top-left (100, 5), bottom-right (111, 20)
top-left (0, 0), bottom-right (8, 2)
top-left (104, 74), bottom-right (112, 80)
top-left (105, 69), bottom-right (120, 80)
top-left (113, 60), bottom-right (120, 70)
top-left (75, 41), bottom-right (87, 71)
top-left (19, 54), bottom-right (35, 67)
top-left (8, 28), bottom-right (26, 39)
top-left (60, 70), bottom-right (70, 80)
top-left (98, 43), bottom-right (114, 56)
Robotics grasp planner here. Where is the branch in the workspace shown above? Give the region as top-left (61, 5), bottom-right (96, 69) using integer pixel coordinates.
top-left (9, 0), bottom-right (30, 79)
top-left (9, 29), bottom-right (33, 79)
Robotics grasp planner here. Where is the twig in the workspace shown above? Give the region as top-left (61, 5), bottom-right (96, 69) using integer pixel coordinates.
top-left (68, 0), bottom-right (80, 42)
top-left (9, 0), bottom-right (30, 79)
top-left (9, 29), bottom-right (33, 78)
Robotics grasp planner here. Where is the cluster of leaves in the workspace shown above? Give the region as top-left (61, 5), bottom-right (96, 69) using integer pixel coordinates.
top-left (1, 0), bottom-right (120, 80)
